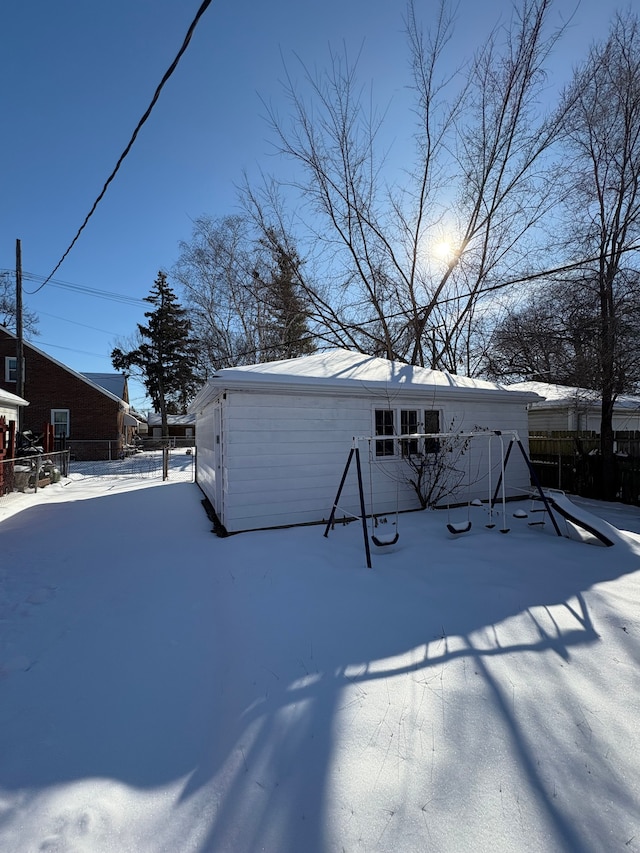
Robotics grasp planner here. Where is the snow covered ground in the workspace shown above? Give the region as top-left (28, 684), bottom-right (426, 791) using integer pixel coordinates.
top-left (0, 466), bottom-right (639, 852)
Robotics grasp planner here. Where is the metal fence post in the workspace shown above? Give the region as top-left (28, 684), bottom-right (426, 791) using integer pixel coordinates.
top-left (558, 453), bottom-right (562, 490)
top-left (34, 454), bottom-right (41, 492)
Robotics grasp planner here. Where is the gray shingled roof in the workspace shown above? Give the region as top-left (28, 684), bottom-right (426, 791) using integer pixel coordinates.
top-left (82, 373), bottom-right (127, 399)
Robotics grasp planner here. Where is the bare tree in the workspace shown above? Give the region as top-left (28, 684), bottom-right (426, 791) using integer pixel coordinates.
top-left (173, 215), bottom-right (316, 372)
top-left (487, 273), bottom-right (640, 392)
top-left (401, 424), bottom-right (472, 510)
top-left (0, 272), bottom-right (39, 336)
top-left (172, 216), bottom-right (260, 371)
top-left (250, 0), bottom-right (568, 372)
top-left (559, 10), bottom-right (640, 498)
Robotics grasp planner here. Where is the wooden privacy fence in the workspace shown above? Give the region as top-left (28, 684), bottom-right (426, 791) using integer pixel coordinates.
top-left (528, 431), bottom-right (640, 505)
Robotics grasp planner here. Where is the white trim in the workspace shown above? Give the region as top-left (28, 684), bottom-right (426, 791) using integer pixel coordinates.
top-left (4, 355), bottom-right (17, 383)
top-left (0, 387), bottom-right (28, 406)
top-left (51, 408), bottom-right (70, 438)
top-left (372, 405), bottom-right (443, 458)
top-left (189, 349), bottom-right (540, 413)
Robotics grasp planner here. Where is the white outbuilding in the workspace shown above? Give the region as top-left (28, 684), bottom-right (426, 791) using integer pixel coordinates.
top-left (0, 387), bottom-right (28, 426)
top-left (506, 381), bottom-right (640, 433)
top-left (190, 349), bottom-right (539, 534)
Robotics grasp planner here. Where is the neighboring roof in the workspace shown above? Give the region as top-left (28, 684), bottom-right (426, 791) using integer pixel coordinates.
top-left (507, 381), bottom-right (640, 411)
top-left (191, 348), bottom-right (539, 410)
top-left (82, 372), bottom-right (127, 399)
top-left (0, 326), bottom-right (127, 406)
top-left (0, 388), bottom-right (28, 407)
top-left (147, 413), bottom-right (196, 427)
top-left (123, 412), bottom-right (147, 427)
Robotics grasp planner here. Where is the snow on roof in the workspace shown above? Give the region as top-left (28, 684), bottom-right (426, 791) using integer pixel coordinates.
top-left (147, 413), bottom-right (196, 426)
top-left (0, 387), bottom-right (28, 407)
top-left (507, 381), bottom-right (640, 411)
top-left (191, 348), bottom-right (538, 410)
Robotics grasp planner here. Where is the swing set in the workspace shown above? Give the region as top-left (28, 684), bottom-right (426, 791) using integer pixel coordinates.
top-left (323, 430), bottom-right (562, 567)
top-left (446, 430), bottom-right (512, 535)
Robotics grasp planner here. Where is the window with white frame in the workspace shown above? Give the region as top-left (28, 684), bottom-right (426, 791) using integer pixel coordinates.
top-left (375, 407), bottom-right (441, 457)
top-left (400, 409), bottom-right (420, 456)
top-left (51, 409), bottom-right (70, 438)
top-left (5, 356), bottom-right (17, 383)
top-left (374, 409), bottom-right (395, 456)
top-left (423, 409), bottom-right (441, 453)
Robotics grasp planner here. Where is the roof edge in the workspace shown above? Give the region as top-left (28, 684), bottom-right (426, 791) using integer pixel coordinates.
top-left (0, 326), bottom-right (127, 406)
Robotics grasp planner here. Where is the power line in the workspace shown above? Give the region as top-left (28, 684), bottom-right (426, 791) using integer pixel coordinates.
top-left (15, 270), bottom-right (147, 304)
top-left (37, 310), bottom-right (122, 336)
top-left (31, 0), bottom-right (213, 295)
top-left (332, 241), bottom-right (640, 330)
top-left (25, 339), bottom-right (110, 359)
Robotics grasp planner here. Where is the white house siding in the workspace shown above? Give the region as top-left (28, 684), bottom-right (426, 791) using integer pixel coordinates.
top-left (0, 403), bottom-right (19, 421)
top-left (527, 408), bottom-right (570, 432)
top-left (194, 395), bottom-right (220, 515)
top-left (527, 406), bottom-right (640, 433)
top-left (612, 411), bottom-right (640, 432)
top-left (507, 381), bottom-right (640, 435)
top-left (198, 387), bottom-right (533, 534)
top-left (221, 390), bottom-right (375, 532)
top-left (0, 390), bottom-right (26, 426)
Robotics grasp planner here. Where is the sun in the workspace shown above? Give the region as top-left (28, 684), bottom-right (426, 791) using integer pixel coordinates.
top-left (432, 238), bottom-right (455, 263)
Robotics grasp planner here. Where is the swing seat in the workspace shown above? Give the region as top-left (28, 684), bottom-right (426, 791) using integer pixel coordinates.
top-left (447, 521), bottom-right (472, 535)
top-left (371, 531), bottom-right (400, 547)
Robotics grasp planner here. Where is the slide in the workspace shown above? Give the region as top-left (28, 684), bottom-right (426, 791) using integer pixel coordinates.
top-left (539, 492), bottom-right (617, 547)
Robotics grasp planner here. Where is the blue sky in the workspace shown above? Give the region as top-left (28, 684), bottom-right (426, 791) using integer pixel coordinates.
top-left (1, 0), bottom-right (613, 411)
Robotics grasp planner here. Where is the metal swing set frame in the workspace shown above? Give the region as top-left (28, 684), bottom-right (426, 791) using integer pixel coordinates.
top-left (323, 430), bottom-right (562, 568)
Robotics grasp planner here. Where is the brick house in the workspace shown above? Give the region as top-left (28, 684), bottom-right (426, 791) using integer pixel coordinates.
top-left (146, 412), bottom-right (195, 443)
top-left (0, 325), bottom-right (142, 460)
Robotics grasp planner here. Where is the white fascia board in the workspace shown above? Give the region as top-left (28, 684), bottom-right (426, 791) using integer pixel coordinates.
top-left (191, 375), bottom-right (540, 406)
top-left (0, 388), bottom-right (29, 406)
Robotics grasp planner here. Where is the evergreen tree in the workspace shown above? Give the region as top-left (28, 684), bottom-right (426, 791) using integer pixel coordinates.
top-left (112, 272), bottom-right (199, 436)
top-left (259, 232), bottom-right (315, 359)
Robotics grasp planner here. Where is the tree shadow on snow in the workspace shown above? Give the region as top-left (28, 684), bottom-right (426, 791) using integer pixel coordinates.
top-left (181, 511), bottom-right (640, 852)
top-left (0, 491), bottom-right (638, 852)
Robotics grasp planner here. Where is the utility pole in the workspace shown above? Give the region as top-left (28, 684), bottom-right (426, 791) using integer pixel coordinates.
top-left (15, 239), bottom-right (24, 432)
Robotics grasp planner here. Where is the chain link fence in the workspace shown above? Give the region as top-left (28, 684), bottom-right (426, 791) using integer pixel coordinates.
top-left (0, 447), bottom-right (195, 514)
top-left (0, 450), bottom-right (71, 511)
top-left (62, 436), bottom-right (196, 461)
top-left (68, 447), bottom-right (196, 482)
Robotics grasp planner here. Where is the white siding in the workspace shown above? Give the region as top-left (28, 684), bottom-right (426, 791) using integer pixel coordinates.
top-left (612, 411), bottom-right (640, 432)
top-left (0, 403), bottom-right (19, 422)
top-left (528, 406), bottom-right (640, 433)
top-left (196, 388), bottom-right (532, 533)
top-left (195, 396), bottom-right (220, 514)
top-left (527, 409), bottom-right (569, 432)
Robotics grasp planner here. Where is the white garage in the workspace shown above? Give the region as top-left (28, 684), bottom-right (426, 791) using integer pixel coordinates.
top-left (190, 349), bottom-right (538, 534)
top-left (0, 387), bottom-right (28, 425)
